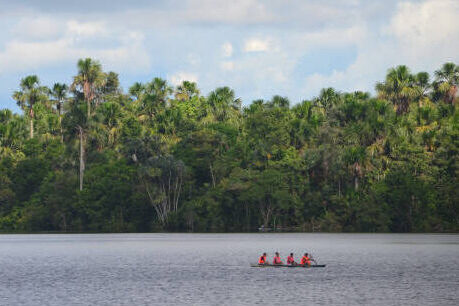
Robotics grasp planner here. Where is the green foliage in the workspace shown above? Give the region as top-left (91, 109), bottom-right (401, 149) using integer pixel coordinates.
top-left (0, 60), bottom-right (457, 232)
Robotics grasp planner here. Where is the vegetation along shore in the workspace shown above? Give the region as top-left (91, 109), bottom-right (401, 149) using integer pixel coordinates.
top-left (0, 59), bottom-right (457, 233)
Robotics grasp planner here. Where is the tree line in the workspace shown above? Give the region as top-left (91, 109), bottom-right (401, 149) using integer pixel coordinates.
top-left (0, 59), bottom-right (457, 232)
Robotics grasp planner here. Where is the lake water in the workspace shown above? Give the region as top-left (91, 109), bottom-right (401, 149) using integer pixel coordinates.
top-left (0, 233), bottom-right (458, 305)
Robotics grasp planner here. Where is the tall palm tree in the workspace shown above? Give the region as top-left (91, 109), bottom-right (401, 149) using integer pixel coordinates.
top-left (376, 65), bottom-right (417, 115)
top-left (50, 83), bottom-right (68, 142)
top-left (62, 99), bottom-right (87, 191)
top-left (72, 58), bottom-right (104, 117)
top-left (434, 62), bottom-right (458, 104)
top-left (12, 75), bottom-right (48, 139)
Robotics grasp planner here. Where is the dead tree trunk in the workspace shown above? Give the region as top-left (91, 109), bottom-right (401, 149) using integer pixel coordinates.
top-left (29, 108), bottom-right (34, 139)
top-left (209, 162), bottom-right (216, 188)
top-left (260, 201), bottom-right (273, 228)
top-left (78, 125), bottom-right (85, 191)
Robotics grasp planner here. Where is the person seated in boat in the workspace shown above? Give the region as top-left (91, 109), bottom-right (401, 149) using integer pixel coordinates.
top-left (300, 253), bottom-right (311, 266)
top-left (272, 252), bottom-right (283, 265)
top-left (258, 252), bottom-right (268, 265)
top-left (286, 253), bottom-right (296, 265)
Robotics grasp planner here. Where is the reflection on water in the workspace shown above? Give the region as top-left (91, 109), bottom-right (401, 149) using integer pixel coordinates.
top-left (0, 233), bottom-right (458, 305)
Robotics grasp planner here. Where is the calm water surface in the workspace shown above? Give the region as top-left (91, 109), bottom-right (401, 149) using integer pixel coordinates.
top-left (0, 233), bottom-right (458, 305)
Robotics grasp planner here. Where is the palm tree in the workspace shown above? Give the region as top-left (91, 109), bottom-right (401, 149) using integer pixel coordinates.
top-left (269, 95), bottom-right (290, 109)
top-left (290, 100), bottom-right (315, 149)
top-left (62, 99), bottom-right (88, 191)
top-left (315, 88), bottom-right (341, 114)
top-left (134, 78), bottom-right (172, 121)
top-left (72, 58), bottom-right (104, 117)
top-left (91, 102), bottom-right (124, 149)
top-left (146, 77), bottom-right (172, 105)
top-left (12, 75), bottom-right (48, 139)
top-left (434, 62), bottom-right (458, 104)
top-left (175, 81), bottom-right (200, 101)
top-left (415, 72), bottom-right (430, 97)
top-left (103, 71), bottom-right (120, 95)
top-left (207, 87), bottom-right (241, 122)
top-left (50, 83), bottom-right (68, 142)
top-left (376, 65), bottom-right (417, 115)
top-left (129, 82), bottom-right (145, 100)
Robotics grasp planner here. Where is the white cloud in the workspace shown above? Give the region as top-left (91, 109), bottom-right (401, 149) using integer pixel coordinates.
top-left (201, 45), bottom-right (294, 101)
top-left (12, 17), bottom-right (62, 40)
top-left (244, 38), bottom-right (271, 52)
top-left (175, 0), bottom-right (273, 25)
top-left (297, 0), bottom-right (459, 99)
top-left (220, 61), bottom-right (235, 71)
top-left (66, 20), bottom-right (107, 37)
top-left (388, 0), bottom-right (458, 45)
top-left (1, 0), bottom-right (458, 110)
top-left (303, 70), bottom-right (349, 97)
top-left (111, 0), bottom-right (273, 29)
top-left (169, 72), bottom-right (198, 86)
top-left (221, 42), bottom-right (233, 57)
top-left (187, 54), bottom-right (200, 66)
top-left (298, 26), bottom-right (367, 48)
top-left (299, 41), bottom-right (395, 97)
top-left (384, 0), bottom-right (459, 65)
top-left (0, 19), bottom-right (150, 75)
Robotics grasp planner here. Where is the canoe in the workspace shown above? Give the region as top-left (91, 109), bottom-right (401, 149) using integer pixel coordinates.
top-left (251, 264), bottom-right (326, 268)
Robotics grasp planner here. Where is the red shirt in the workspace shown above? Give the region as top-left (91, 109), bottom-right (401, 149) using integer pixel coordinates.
top-left (273, 256), bottom-right (283, 264)
top-left (258, 255), bottom-right (266, 264)
top-left (300, 256), bottom-right (310, 265)
top-left (287, 256), bottom-right (295, 265)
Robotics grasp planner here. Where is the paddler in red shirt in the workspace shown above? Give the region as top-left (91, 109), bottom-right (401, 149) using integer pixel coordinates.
top-left (300, 253), bottom-right (311, 266)
top-left (286, 253), bottom-right (296, 265)
top-left (258, 252), bottom-right (268, 265)
top-left (272, 252), bottom-right (283, 265)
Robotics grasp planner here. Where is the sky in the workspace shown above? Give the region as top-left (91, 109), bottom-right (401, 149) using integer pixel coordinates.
top-left (0, 0), bottom-right (458, 112)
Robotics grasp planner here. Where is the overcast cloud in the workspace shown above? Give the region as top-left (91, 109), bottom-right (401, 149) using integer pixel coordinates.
top-left (0, 0), bottom-right (458, 111)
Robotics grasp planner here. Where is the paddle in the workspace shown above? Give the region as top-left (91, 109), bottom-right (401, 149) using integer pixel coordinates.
top-left (310, 254), bottom-right (319, 265)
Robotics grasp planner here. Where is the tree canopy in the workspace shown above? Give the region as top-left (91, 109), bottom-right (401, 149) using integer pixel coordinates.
top-left (0, 60), bottom-right (457, 232)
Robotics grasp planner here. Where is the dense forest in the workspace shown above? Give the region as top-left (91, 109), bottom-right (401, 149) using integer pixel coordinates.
top-left (0, 59), bottom-right (457, 232)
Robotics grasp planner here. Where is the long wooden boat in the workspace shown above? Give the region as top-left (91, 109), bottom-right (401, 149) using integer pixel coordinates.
top-left (251, 264), bottom-right (326, 268)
